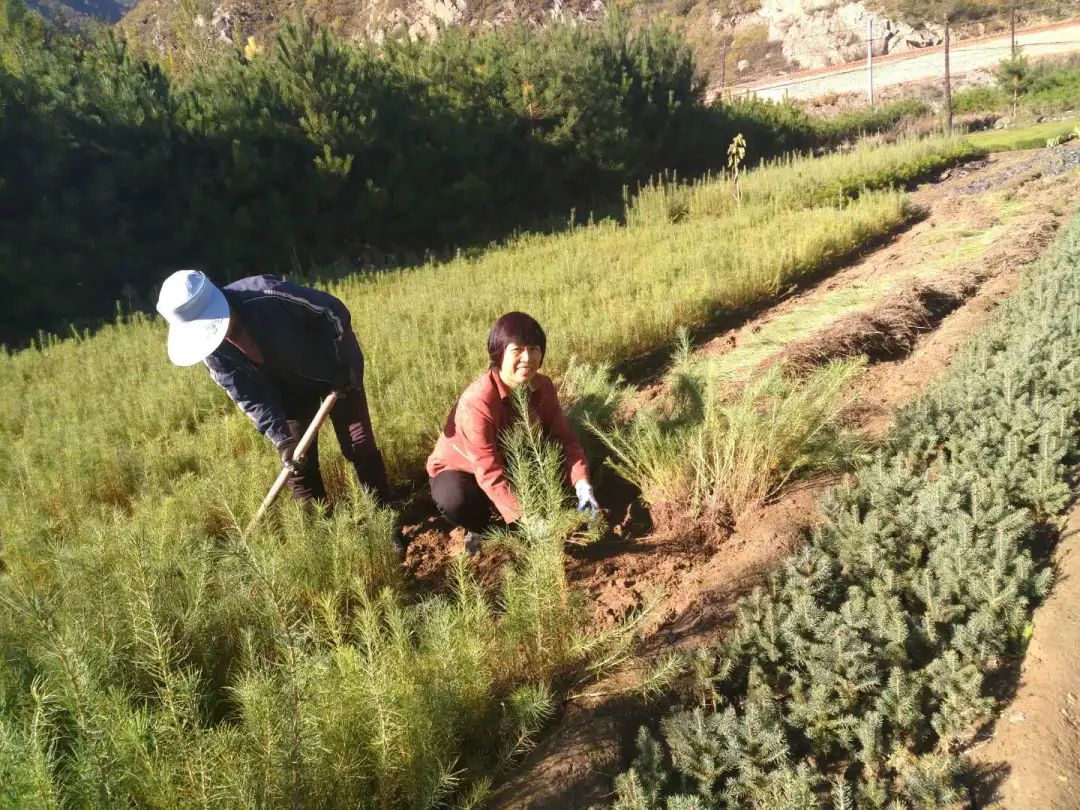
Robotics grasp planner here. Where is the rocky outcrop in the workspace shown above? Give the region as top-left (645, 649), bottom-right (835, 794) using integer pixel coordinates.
top-left (756, 0), bottom-right (942, 69)
top-left (362, 0), bottom-right (607, 43)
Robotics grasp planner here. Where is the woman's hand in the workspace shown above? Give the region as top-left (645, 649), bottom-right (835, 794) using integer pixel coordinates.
top-left (575, 480), bottom-right (599, 514)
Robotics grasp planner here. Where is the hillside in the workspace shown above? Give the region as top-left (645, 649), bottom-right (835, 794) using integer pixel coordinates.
top-left (118, 0), bottom-right (934, 78)
top-left (24, 0), bottom-right (132, 22)
top-left (117, 0), bottom-right (1075, 90)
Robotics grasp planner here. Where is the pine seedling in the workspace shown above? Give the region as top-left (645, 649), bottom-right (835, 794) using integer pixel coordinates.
top-left (0, 691), bottom-right (58, 810)
top-left (495, 682), bottom-right (554, 769)
top-left (898, 753), bottom-right (962, 808)
top-left (831, 776), bottom-right (854, 810)
top-left (612, 769), bottom-right (659, 810)
top-left (597, 352), bottom-right (863, 528)
top-left (727, 133), bottom-right (746, 206)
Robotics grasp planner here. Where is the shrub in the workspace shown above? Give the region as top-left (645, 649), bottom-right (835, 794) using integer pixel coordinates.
top-left (952, 85), bottom-right (1007, 114)
top-left (0, 0), bottom-right (959, 346)
top-left (0, 3), bottom-right (713, 345)
top-left (611, 208), bottom-right (1080, 807)
top-left (595, 334), bottom-right (864, 527)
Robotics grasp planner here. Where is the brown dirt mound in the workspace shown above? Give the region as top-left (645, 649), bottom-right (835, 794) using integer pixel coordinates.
top-left (773, 274), bottom-right (980, 373)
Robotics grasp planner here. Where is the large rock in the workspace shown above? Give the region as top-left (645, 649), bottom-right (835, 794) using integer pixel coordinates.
top-left (363, 0), bottom-right (606, 43)
top-left (757, 0), bottom-right (941, 68)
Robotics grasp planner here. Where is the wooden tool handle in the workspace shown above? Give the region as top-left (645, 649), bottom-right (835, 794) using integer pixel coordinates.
top-left (292, 390), bottom-right (339, 463)
top-left (242, 390), bottom-right (340, 540)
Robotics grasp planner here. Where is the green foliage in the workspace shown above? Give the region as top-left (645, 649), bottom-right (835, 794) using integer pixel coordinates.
top-left (0, 3), bottom-right (691, 339)
top-left (0, 379), bottom-right (622, 806)
top-left (0, 0), bottom-right (962, 346)
top-left (0, 0), bottom-right (45, 74)
top-left (812, 99), bottom-right (933, 143)
top-left (951, 85), bottom-right (1006, 114)
top-left (996, 54), bottom-right (1032, 95)
top-left (595, 335), bottom-right (865, 524)
top-left (953, 56), bottom-right (1080, 118)
top-left (967, 114), bottom-right (1080, 151)
top-left (0, 3), bottom-right (720, 345)
top-left (0, 109), bottom-right (981, 806)
top-left (627, 136), bottom-right (975, 227)
top-left (613, 210), bottom-right (1080, 805)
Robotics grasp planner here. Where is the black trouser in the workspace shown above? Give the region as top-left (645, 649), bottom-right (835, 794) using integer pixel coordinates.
top-left (430, 470), bottom-right (494, 533)
top-left (279, 361), bottom-right (390, 506)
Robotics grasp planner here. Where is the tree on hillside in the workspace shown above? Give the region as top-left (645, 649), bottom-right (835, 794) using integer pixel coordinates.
top-left (996, 53), bottom-right (1031, 116)
top-left (869, 0), bottom-right (1007, 131)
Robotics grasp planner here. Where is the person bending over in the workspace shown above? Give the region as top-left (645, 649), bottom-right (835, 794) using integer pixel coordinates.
top-left (426, 311), bottom-right (600, 555)
top-left (156, 269), bottom-right (392, 512)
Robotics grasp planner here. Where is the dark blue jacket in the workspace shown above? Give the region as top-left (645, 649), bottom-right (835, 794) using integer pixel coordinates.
top-left (204, 275), bottom-right (363, 449)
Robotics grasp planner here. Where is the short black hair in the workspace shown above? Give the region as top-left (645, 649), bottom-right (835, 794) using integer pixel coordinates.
top-left (487, 311), bottom-right (546, 368)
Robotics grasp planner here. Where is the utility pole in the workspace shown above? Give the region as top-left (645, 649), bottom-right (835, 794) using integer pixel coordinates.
top-left (720, 42), bottom-right (729, 100)
top-left (867, 18), bottom-right (874, 105)
top-left (944, 14), bottom-right (953, 133)
top-left (1010, 5), bottom-right (1017, 59)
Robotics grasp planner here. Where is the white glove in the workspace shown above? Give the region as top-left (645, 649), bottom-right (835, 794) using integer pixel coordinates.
top-left (575, 480), bottom-right (599, 514)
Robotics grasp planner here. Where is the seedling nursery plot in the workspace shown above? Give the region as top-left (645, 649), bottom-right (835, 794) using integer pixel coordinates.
top-left (2, 133), bottom-right (1077, 809)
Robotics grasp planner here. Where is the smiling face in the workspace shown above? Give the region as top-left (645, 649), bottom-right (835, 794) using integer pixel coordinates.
top-left (498, 341), bottom-right (543, 390)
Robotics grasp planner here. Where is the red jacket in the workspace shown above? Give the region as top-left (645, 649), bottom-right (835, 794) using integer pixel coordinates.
top-left (426, 369), bottom-right (589, 523)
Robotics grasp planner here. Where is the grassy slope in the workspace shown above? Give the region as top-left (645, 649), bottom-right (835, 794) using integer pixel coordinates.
top-left (0, 136), bottom-right (976, 807)
top-left (346, 137), bottom-right (975, 478)
top-left (967, 114), bottom-right (1080, 151)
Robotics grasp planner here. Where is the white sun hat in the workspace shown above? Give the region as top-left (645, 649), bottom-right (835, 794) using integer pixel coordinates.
top-left (156, 270), bottom-right (231, 366)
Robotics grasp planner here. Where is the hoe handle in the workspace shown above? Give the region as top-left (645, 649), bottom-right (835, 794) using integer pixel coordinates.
top-left (242, 391), bottom-right (340, 540)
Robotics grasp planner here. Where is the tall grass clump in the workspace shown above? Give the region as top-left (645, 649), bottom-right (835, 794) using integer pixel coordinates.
top-left (596, 334), bottom-right (863, 528)
top-left (611, 207), bottom-right (1080, 807)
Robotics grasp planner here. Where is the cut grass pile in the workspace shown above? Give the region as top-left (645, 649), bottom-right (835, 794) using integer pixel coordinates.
top-left (613, 199), bottom-right (1080, 808)
top-left (0, 135), bottom-right (978, 807)
top-left (966, 114), bottom-right (1080, 151)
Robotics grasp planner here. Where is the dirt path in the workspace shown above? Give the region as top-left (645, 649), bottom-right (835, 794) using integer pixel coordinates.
top-left (965, 504), bottom-right (1080, 808)
top-left (480, 148), bottom-right (1080, 809)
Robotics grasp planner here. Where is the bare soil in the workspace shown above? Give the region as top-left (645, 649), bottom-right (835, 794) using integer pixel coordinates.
top-left (964, 503), bottom-right (1080, 808)
top-left (396, 147), bottom-right (1080, 809)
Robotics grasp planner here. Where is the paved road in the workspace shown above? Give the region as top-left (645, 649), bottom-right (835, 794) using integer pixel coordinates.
top-left (724, 19), bottom-right (1080, 102)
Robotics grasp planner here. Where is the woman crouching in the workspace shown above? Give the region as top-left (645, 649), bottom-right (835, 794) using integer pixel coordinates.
top-left (425, 312), bottom-right (600, 555)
